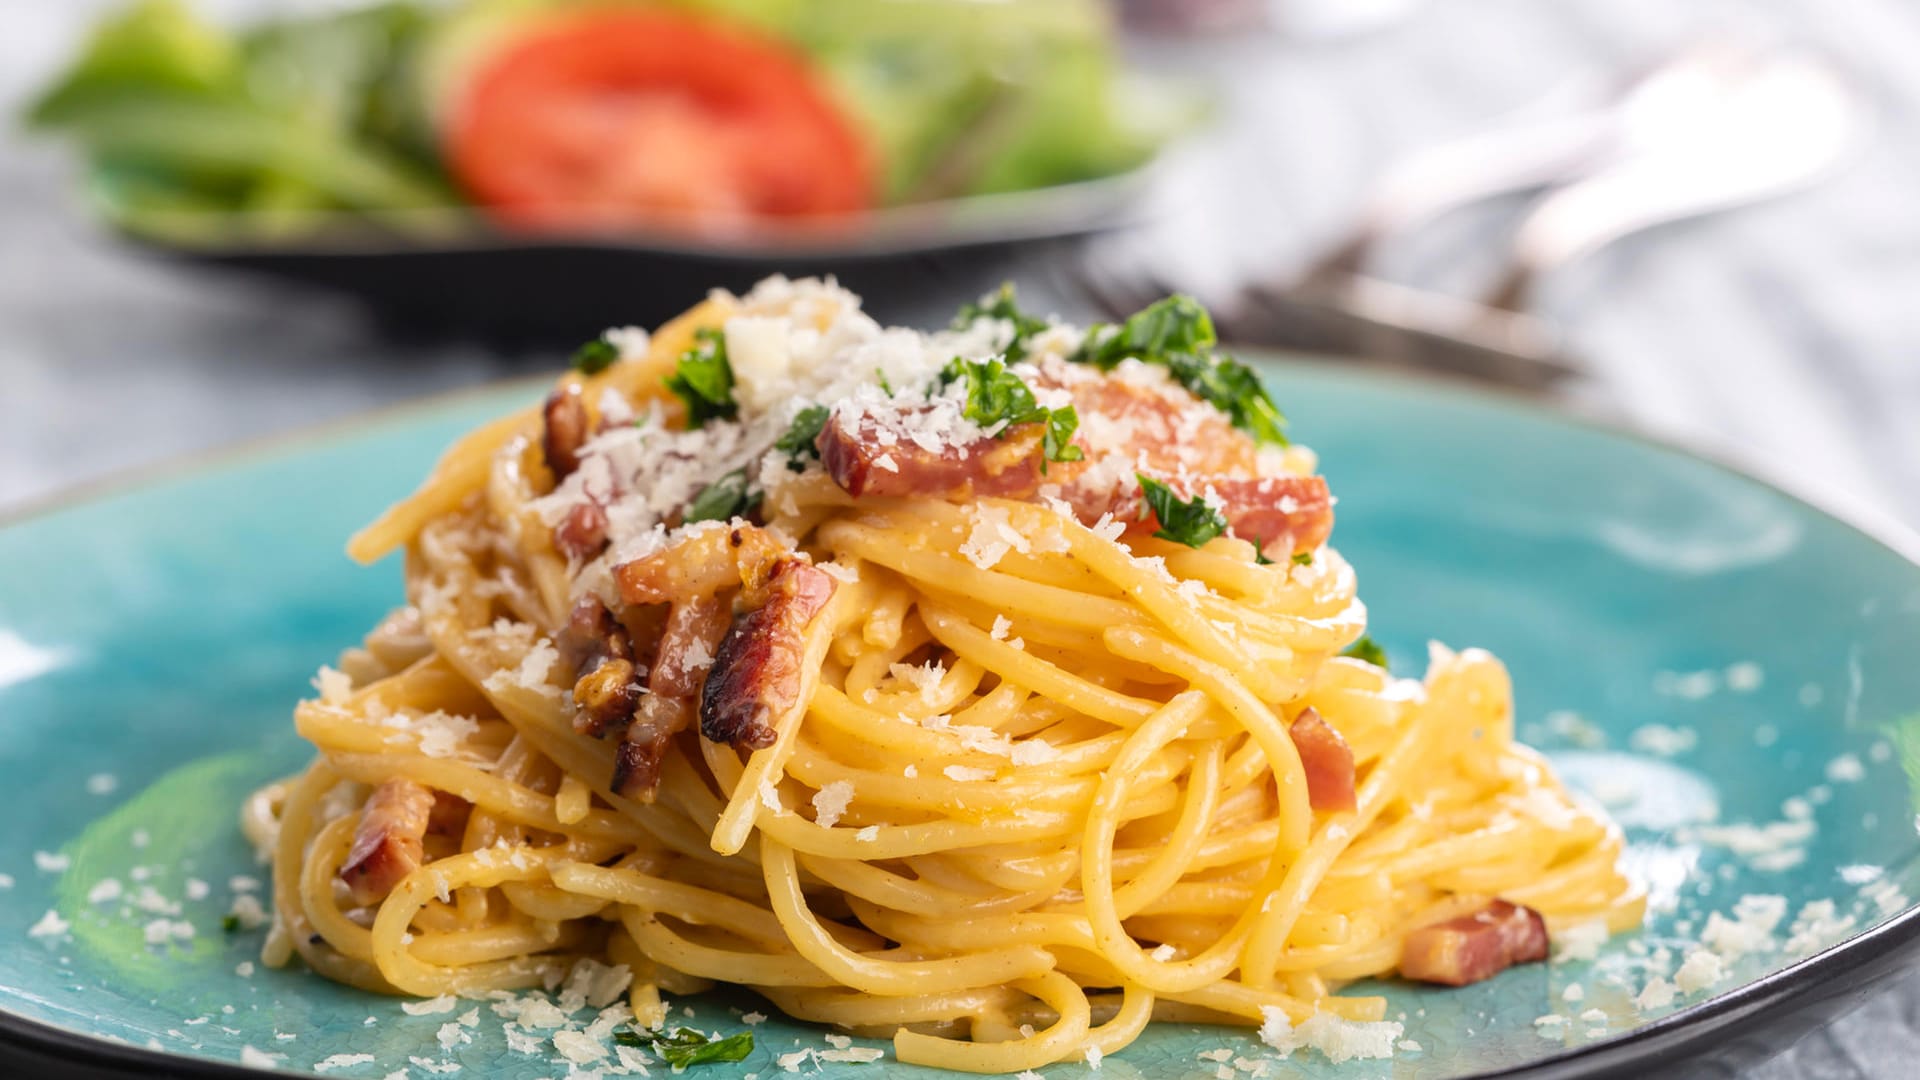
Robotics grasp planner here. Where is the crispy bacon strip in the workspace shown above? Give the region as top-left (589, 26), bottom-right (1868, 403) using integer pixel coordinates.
top-left (558, 598), bottom-right (638, 738)
top-left (818, 414), bottom-right (1046, 500)
top-left (816, 383), bottom-right (1333, 555)
top-left (1289, 707), bottom-right (1357, 813)
top-left (652, 595), bottom-right (731, 697)
top-left (339, 779), bottom-right (436, 906)
top-left (614, 524), bottom-right (788, 606)
top-left (701, 558), bottom-right (837, 751)
top-left (613, 694), bottom-right (692, 799)
top-left (426, 792), bottom-right (471, 838)
top-left (1399, 900), bottom-right (1551, 986)
top-left (543, 385), bottom-right (590, 480)
top-left (1071, 473), bottom-right (1334, 557)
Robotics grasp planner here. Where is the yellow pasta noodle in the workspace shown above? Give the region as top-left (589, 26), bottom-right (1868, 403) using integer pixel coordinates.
top-left (256, 277), bottom-right (1641, 1071)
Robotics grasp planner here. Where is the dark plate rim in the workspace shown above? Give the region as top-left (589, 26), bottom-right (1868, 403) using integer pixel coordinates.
top-left (4, 355), bottom-right (1920, 1079)
top-left (88, 165), bottom-right (1163, 264)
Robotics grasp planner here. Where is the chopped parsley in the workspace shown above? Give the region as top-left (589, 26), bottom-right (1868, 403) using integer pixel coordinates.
top-left (683, 468), bottom-right (757, 524)
top-left (939, 357), bottom-right (1080, 466)
top-left (570, 337), bottom-right (619, 375)
top-left (1044, 405), bottom-right (1084, 466)
top-left (953, 282), bottom-right (1049, 362)
top-left (1292, 551), bottom-right (1314, 567)
top-left (664, 327), bottom-right (737, 428)
top-left (1342, 636), bottom-right (1388, 670)
top-left (1072, 295), bottom-right (1289, 446)
top-left (1136, 473), bottom-right (1227, 548)
top-left (616, 1027), bottom-right (755, 1068)
top-left (1254, 546), bottom-right (1275, 566)
top-left (775, 404), bottom-right (831, 471)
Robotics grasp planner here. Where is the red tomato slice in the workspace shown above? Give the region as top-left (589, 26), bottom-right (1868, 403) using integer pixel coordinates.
top-left (447, 11), bottom-right (875, 230)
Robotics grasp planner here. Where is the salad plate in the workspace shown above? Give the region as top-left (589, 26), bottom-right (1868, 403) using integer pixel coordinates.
top-left (2, 360), bottom-right (1919, 1078)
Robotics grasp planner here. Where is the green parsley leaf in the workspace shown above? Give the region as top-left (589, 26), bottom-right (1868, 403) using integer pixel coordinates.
top-left (942, 356), bottom-right (1042, 429)
top-left (1136, 473), bottom-right (1227, 549)
top-left (571, 337), bottom-right (619, 375)
top-left (1044, 405), bottom-right (1084, 466)
top-left (1342, 636), bottom-right (1388, 670)
top-left (938, 357), bottom-right (1079, 465)
top-left (664, 327), bottom-right (737, 428)
top-left (1291, 551), bottom-right (1314, 567)
top-left (627, 1027), bottom-right (756, 1069)
top-left (875, 368), bottom-right (894, 396)
top-left (775, 405), bottom-right (831, 471)
top-left (1072, 295), bottom-right (1289, 446)
top-left (1253, 544), bottom-right (1275, 566)
top-left (683, 468), bottom-right (757, 524)
top-left (953, 283), bottom-right (1049, 362)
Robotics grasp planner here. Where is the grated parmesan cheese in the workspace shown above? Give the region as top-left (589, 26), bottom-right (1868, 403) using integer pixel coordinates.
top-left (811, 781), bottom-right (855, 829)
top-left (1257, 1007), bottom-right (1402, 1063)
top-left (1673, 950), bottom-right (1723, 993)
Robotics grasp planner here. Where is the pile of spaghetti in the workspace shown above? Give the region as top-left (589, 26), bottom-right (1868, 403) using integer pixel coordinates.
top-left (252, 277), bottom-right (1643, 1071)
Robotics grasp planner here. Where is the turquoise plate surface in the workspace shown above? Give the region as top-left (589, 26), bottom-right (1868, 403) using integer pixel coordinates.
top-left (4, 362), bottom-right (1920, 1079)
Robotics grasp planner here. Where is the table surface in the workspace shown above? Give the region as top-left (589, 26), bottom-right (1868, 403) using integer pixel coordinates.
top-left (4, 1), bottom-right (1919, 1075)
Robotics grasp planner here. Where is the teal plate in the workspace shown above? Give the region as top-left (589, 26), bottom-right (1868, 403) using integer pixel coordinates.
top-left (5, 362), bottom-right (1920, 1079)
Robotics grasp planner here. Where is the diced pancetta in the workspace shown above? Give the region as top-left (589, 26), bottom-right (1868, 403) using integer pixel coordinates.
top-left (1289, 707), bottom-right (1357, 813)
top-left (1399, 900), bottom-right (1551, 986)
top-left (339, 779), bottom-right (437, 906)
top-left (700, 558), bottom-right (837, 751)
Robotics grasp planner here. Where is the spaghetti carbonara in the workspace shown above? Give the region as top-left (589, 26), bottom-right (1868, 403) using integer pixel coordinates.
top-left (252, 277), bottom-right (1643, 1071)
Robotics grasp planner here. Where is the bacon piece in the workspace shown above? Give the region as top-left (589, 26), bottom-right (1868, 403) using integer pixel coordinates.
top-left (653, 595), bottom-right (731, 697)
top-left (339, 779), bottom-right (437, 906)
top-left (1211, 475), bottom-right (1334, 557)
top-left (575, 657), bottom-right (640, 736)
top-left (815, 371), bottom-right (1333, 556)
top-left (614, 524), bottom-right (788, 606)
top-left (1049, 367), bottom-right (1256, 477)
top-left (1399, 900), bottom-right (1551, 986)
top-left (557, 598), bottom-right (640, 738)
top-left (612, 694), bottom-right (692, 800)
top-left (543, 385), bottom-right (591, 479)
top-left (426, 792), bottom-right (471, 838)
top-left (558, 598), bottom-right (630, 676)
top-left (554, 501), bottom-right (609, 561)
top-left (1289, 707), bottom-right (1356, 813)
top-left (701, 558), bottom-right (837, 751)
top-left (818, 412), bottom-right (1046, 500)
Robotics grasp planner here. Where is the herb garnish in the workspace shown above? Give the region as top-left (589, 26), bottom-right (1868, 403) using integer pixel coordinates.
top-left (664, 327), bottom-right (737, 428)
top-left (684, 468), bottom-right (757, 524)
top-left (939, 357), bottom-right (1081, 466)
top-left (952, 282), bottom-right (1049, 362)
top-left (774, 404), bottom-right (831, 471)
top-left (1136, 473), bottom-right (1227, 548)
top-left (1072, 295), bottom-right (1288, 446)
top-left (221, 915), bottom-right (242, 934)
top-left (616, 1027), bottom-right (755, 1068)
top-left (571, 337), bottom-right (619, 375)
top-left (1291, 551), bottom-right (1314, 567)
top-left (1342, 636), bottom-right (1388, 670)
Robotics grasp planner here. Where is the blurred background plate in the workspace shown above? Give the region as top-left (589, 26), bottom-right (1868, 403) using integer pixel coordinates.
top-left (98, 166), bottom-right (1158, 341)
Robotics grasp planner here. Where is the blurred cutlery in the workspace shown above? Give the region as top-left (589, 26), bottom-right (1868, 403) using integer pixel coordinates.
top-left (1063, 41), bottom-right (1865, 393)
